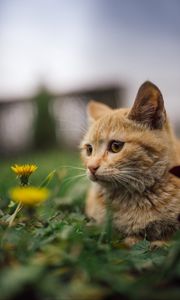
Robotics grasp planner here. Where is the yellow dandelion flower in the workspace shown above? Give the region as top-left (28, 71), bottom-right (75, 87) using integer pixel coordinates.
top-left (11, 164), bottom-right (37, 176)
top-left (9, 186), bottom-right (50, 206)
top-left (11, 164), bottom-right (38, 185)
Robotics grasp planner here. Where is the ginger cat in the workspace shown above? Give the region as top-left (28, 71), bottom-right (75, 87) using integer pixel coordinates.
top-left (81, 81), bottom-right (180, 247)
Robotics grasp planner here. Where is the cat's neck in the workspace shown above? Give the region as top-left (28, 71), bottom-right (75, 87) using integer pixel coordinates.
top-left (98, 172), bottom-right (180, 208)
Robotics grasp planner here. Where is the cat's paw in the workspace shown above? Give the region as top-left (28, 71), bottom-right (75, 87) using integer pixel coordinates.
top-left (150, 240), bottom-right (169, 250)
top-left (124, 236), bottom-right (142, 248)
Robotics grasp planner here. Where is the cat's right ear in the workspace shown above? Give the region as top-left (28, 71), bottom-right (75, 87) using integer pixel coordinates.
top-left (87, 100), bottom-right (112, 122)
top-left (128, 81), bottom-right (166, 129)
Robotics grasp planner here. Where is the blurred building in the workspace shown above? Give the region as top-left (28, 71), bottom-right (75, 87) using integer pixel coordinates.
top-left (0, 84), bottom-right (125, 156)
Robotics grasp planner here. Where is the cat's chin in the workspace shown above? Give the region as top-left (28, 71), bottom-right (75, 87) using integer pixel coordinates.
top-left (88, 174), bottom-right (98, 182)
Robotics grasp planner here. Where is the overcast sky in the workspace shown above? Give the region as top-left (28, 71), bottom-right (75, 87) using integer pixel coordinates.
top-left (0, 0), bottom-right (180, 123)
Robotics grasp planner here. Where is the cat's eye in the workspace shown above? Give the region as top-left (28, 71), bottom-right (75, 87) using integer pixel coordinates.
top-left (85, 144), bottom-right (93, 156)
top-left (108, 140), bottom-right (124, 153)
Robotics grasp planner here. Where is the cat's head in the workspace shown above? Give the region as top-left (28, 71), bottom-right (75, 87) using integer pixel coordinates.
top-left (81, 81), bottom-right (173, 193)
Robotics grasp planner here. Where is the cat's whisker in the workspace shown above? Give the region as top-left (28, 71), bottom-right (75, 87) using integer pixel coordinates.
top-left (112, 176), bottom-right (121, 189)
top-left (59, 165), bottom-right (86, 171)
top-left (62, 173), bottom-right (86, 183)
top-left (62, 177), bottom-right (87, 189)
top-left (112, 174), bottom-right (129, 189)
top-left (60, 111), bottom-right (87, 126)
top-left (119, 170), bottom-right (140, 174)
top-left (59, 119), bottom-right (87, 134)
top-left (116, 167), bottom-right (141, 174)
top-left (120, 174), bottom-right (143, 185)
top-left (112, 171), bottom-right (138, 189)
top-left (58, 127), bottom-right (87, 136)
top-left (60, 173), bottom-right (87, 188)
top-left (58, 129), bottom-right (86, 134)
top-left (115, 173), bottom-right (145, 192)
top-left (59, 116), bottom-right (86, 124)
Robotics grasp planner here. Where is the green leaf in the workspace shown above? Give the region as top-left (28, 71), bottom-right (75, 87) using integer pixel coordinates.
top-left (39, 170), bottom-right (56, 187)
top-left (8, 200), bottom-right (16, 208)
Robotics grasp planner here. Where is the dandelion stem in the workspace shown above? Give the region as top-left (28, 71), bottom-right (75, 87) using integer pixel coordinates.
top-left (8, 202), bottom-right (22, 227)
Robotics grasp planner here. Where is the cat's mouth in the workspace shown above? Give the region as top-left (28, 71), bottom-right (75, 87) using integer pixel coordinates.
top-left (87, 171), bottom-right (110, 184)
top-left (87, 169), bottom-right (117, 184)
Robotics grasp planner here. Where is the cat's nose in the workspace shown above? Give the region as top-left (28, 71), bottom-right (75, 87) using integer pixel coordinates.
top-left (88, 165), bottom-right (99, 175)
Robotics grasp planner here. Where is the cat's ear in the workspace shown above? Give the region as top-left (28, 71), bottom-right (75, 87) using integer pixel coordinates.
top-left (128, 81), bottom-right (166, 129)
top-left (87, 100), bottom-right (112, 122)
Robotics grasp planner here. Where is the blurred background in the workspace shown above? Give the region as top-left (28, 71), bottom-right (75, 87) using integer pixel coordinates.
top-left (0, 0), bottom-right (180, 156)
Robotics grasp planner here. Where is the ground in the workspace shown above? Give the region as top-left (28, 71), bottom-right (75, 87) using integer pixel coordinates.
top-left (0, 150), bottom-right (180, 300)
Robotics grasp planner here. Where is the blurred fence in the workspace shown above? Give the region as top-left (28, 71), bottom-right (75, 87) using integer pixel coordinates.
top-left (0, 84), bottom-right (125, 156)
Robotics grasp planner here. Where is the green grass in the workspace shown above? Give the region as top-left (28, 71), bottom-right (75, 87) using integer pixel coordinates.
top-left (0, 150), bottom-right (81, 199)
top-left (0, 150), bottom-right (180, 300)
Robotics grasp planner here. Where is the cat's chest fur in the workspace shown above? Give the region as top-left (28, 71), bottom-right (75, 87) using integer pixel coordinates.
top-left (87, 178), bottom-right (180, 241)
top-left (112, 194), bottom-right (156, 235)
top-left (112, 196), bottom-right (165, 237)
